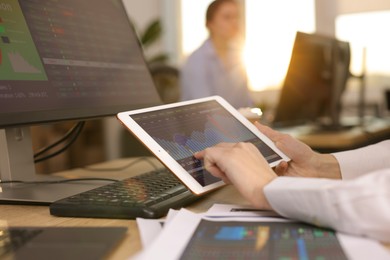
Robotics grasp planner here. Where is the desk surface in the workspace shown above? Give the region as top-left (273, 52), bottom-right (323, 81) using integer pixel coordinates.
top-left (0, 158), bottom-right (388, 259)
top-left (280, 117), bottom-right (390, 152)
top-left (0, 158), bottom-right (249, 259)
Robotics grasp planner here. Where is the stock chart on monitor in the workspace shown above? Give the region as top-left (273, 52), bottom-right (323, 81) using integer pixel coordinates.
top-left (0, 0), bottom-right (159, 118)
top-left (132, 100), bottom-right (282, 186)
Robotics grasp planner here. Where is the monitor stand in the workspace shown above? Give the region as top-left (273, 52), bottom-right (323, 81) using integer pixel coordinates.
top-left (0, 127), bottom-right (105, 205)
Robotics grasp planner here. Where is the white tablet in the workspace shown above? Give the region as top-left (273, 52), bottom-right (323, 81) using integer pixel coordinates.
top-left (117, 96), bottom-right (289, 195)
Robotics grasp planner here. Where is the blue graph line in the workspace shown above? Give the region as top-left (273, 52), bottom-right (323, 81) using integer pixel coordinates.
top-left (297, 238), bottom-right (309, 260)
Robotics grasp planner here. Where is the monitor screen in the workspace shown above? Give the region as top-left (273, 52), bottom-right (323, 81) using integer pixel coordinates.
top-left (0, 0), bottom-right (162, 204)
top-left (272, 32), bottom-right (350, 128)
top-left (0, 0), bottom-right (161, 128)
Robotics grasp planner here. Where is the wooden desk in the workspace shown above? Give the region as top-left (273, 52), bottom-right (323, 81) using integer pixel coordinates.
top-left (0, 158), bottom-right (248, 259)
top-left (280, 117), bottom-right (390, 152)
top-left (0, 158), bottom-right (388, 259)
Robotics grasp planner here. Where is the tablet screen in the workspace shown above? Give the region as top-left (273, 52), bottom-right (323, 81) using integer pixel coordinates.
top-left (130, 100), bottom-right (282, 187)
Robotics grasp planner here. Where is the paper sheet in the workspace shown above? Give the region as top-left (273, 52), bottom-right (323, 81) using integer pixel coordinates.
top-left (133, 209), bottom-right (201, 260)
top-left (337, 233), bottom-right (390, 260)
top-left (136, 218), bottom-right (164, 249)
top-left (136, 209), bottom-right (180, 248)
top-left (206, 203), bottom-right (280, 218)
top-left (133, 208), bottom-right (390, 260)
top-left (136, 203), bottom-right (278, 249)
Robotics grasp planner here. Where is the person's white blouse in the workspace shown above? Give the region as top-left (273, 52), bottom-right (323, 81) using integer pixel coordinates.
top-left (180, 39), bottom-right (252, 109)
top-left (264, 140), bottom-right (390, 242)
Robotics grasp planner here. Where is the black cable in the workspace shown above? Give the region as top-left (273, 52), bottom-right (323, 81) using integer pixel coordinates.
top-left (34, 121), bottom-right (85, 164)
top-left (83, 157), bottom-right (160, 172)
top-left (34, 121), bottom-right (84, 159)
top-left (1, 158), bottom-right (162, 184)
top-left (0, 177), bottom-right (119, 185)
top-left (2, 158), bottom-right (161, 185)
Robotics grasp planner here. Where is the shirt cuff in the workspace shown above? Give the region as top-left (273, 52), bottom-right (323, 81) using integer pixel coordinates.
top-left (332, 140), bottom-right (390, 180)
top-left (264, 177), bottom-right (340, 228)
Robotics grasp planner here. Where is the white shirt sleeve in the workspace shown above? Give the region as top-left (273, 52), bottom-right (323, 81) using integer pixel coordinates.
top-left (333, 140), bottom-right (390, 180)
top-left (264, 169), bottom-right (390, 242)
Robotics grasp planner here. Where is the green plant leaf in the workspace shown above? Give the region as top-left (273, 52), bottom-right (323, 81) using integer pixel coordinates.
top-left (141, 20), bottom-right (162, 47)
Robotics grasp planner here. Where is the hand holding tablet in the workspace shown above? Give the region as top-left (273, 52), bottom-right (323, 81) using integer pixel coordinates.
top-left (117, 96), bottom-right (289, 195)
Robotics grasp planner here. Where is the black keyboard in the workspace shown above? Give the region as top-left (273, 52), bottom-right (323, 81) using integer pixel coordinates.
top-left (50, 168), bottom-right (200, 219)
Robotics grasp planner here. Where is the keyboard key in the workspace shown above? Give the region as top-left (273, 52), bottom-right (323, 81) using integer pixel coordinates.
top-left (50, 168), bottom-right (200, 219)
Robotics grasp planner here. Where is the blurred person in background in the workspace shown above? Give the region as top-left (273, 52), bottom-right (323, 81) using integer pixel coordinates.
top-left (180, 0), bottom-right (253, 108)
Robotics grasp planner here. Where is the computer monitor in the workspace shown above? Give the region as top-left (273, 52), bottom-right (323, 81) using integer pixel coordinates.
top-left (0, 0), bottom-right (161, 204)
top-left (272, 32), bottom-right (351, 128)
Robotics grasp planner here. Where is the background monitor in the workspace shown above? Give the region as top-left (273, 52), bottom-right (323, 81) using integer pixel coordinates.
top-left (0, 0), bottom-right (161, 204)
top-left (272, 32), bottom-right (351, 128)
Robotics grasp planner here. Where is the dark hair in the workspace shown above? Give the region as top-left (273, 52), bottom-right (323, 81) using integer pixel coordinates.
top-left (206, 0), bottom-right (237, 23)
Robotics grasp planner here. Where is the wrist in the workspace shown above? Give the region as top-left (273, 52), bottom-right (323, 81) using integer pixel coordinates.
top-left (251, 176), bottom-right (275, 210)
top-left (314, 153), bottom-right (341, 179)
